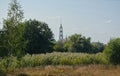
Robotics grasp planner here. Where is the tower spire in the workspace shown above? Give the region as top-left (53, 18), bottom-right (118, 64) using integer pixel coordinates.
top-left (59, 23), bottom-right (63, 41)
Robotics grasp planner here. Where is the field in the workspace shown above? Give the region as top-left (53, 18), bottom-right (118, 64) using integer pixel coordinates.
top-left (0, 52), bottom-right (119, 76)
top-left (7, 65), bottom-right (120, 76)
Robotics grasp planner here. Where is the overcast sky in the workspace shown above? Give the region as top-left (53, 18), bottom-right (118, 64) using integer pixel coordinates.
top-left (0, 0), bottom-right (120, 43)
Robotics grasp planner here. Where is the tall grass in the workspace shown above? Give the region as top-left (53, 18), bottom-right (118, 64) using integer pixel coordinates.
top-left (0, 52), bottom-right (108, 72)
top-left (12, 65), bottom-right (120, 76)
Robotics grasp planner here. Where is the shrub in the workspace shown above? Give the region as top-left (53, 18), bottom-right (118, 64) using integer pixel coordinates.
top-left (104, 38), bottom-right (120, 64)
top-left (0, 56), bottom-right (19, 72)
top-left (0, 52), bottom-right (107, 73)
top-left (20, 52), bottom-right (107, 66)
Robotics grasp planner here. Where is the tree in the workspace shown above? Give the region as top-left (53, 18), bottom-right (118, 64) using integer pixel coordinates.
top-left (2, 0), bottom-right (26, 57)
top-left (0, 29), bottom-right (9, 57)
top-left (104, 38), bottom-right (120, 64)
top-left (23, 19), bottom-right (54, 54)
top-left (64, 34), bottom-right (91, 53)
top-left (91, 42), bottom-right (105, 53)
top-left (53, 40), bottom-right (67, 52)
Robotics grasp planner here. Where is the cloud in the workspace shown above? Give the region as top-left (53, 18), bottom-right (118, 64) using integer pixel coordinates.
top-left (105, 20), bottom-right (112, 24)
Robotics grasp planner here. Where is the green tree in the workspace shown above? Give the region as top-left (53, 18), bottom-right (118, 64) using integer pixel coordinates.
top-left (2, 0), bottom-right (26, 57)
top-left (104, 38), bottom-right (120, 64)
top-left (64, 34), bottom-right (91, 53)
top-left (91, 42), bottom-right (105, 53)
top-left (0, 29), bottom-right (9, 57)
top-left (23, 19), bottom-right (54, 54)
top-left (53, 40), bottom-right (67, 52)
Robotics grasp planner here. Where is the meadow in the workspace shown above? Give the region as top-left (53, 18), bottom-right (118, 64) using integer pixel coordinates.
top-left (7, 65), bottom-right (120, 76)
top-left (0, 52), bottom-right (110, 76)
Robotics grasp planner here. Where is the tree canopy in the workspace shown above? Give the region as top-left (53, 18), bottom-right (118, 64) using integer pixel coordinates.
top-left (1, 0), bottom-right (26, 57)
top-left (91, 42), bottom-right (105, 53)
top-left (64, 34), bottom-right (91, 53)
top-left (104, 38), bottom-right (120, 64)
top-left (23, 19), bottom-right (54, 54)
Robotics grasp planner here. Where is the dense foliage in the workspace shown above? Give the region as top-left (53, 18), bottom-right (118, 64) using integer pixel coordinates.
top-left (54, 34), bottom-right (105, 53)
top-left (0, 31), bottom-right (9, 57)
top-left (0, 52), bottom-right (107, 72)
top-left (54, 40), bottom-right (66, 52)
top-left (104, 38), bottom-right (120, 64)
top-left (64, 34), bottom-right (91, 53)
top-left (91, 42), bottom-right (105, 53)
top-left (0, 0), bottom-right (26, 57)
top-left (23, 19), bottom-right (54, 54)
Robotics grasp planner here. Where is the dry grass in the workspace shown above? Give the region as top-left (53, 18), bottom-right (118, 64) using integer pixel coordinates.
top-left (7, 65), bottom-right (120, 76)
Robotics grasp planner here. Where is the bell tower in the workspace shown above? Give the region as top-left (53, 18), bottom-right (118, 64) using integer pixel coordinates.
top-left (59, 24), bottom-right (63, 41)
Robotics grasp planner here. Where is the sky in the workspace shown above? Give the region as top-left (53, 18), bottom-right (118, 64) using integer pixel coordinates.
top-left (0, 0), bottom-right (120, 44)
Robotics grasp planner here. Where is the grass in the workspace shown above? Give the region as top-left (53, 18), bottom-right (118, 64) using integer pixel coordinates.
top-left (0, 52), bottom-right (108, 73)
top-left (0, 52), bottom-right (111, 76)
top-left (20, 52), bottom-right (108, 66)
top-left (7, 65), bottom-right (120, 76)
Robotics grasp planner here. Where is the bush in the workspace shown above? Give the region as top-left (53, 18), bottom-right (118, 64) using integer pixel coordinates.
top-left (64, 34), bottom-right (91, 53)
top-left (104, 38), bottom-right (120, 64)
top-left (53, 41), bottom-right (67, 52)
top-left (20, 52), bottom-right (107, 66)
top-left (0, 52), bottom-right (107, 73)
top-left (0, 56), bottom-right (19, 72)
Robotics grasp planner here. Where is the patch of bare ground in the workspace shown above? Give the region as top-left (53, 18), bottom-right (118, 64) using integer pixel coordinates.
top-left (7, 65), bottom-right (120, 76)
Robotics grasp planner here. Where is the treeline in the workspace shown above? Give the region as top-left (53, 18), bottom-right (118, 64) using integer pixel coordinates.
top-left (0, 0), bottom-right (104, 57)
top-left (54, 34), bottom-right (105, 53)
top-left (0, 0), bottom-right (120, 65)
